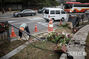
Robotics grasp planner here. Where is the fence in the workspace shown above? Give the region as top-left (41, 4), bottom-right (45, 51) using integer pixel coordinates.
top-left (0, 21), bottom-right (10, 45)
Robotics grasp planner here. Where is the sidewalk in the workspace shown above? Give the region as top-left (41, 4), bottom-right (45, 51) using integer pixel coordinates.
top-left (67, 25), bottom-right (89, 59)
top-left (60, 25), bottom-right (89, 59)
top-left (0, 11), bottom-right (16, 18)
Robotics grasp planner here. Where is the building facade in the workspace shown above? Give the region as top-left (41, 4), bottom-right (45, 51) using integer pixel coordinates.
top-left (0, 0), bottom-right (39, 11)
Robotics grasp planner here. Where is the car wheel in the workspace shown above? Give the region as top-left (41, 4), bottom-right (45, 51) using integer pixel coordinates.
top-left (34, 13), bottom-right (36, 15)
top-left (61, 17), bottom-right (65, 21)
top-left (45, 19), bottom-right (49, 22)
top-left (17, 14), bottom-right (21, 17)
top-left (31, 14), bottom-right (34, 16)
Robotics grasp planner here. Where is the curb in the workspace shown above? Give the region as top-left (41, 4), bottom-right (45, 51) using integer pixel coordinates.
top-left (0, 31), bottom-right (48, 59)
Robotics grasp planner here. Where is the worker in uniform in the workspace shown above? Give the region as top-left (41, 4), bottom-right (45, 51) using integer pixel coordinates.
top-left (19, 23), bottom-right (30, 40)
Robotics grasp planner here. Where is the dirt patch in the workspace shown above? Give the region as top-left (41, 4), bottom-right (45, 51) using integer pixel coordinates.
top-left (0, 40), bottom-right (27, 57)
top-left (10, 41), bottom-right (60, 59)
top-left (55, 27), bottom-right (72, 34)
top-left (9, 25), bottom-right (72, 59)
top-left (85, 33), bottom-right (89, 59)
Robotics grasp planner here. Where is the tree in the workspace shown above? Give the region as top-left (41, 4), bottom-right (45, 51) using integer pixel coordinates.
top-left (29, 0), bottom-right (59, 8)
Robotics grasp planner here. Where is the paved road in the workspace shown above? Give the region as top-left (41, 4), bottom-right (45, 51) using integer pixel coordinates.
top-left (0, 13), bottom-right (59, 37)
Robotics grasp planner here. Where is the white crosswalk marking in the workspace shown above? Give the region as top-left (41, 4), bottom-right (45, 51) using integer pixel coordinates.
top-left (37, 22), bottom-right (48, 27)
top-left (8, 21), bottom-right (16, 23)
top-left (26, 17), bottom-right (43, 20)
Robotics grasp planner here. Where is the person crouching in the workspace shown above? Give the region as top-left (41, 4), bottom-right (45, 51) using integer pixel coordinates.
top-left (19, 23), bottom-right (30, 40)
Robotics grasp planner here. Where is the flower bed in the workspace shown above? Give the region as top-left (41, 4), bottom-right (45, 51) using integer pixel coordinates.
top-left (10, 24), bottom-right (73, 59)
top-left (46, 32), bottom-right (72, 52)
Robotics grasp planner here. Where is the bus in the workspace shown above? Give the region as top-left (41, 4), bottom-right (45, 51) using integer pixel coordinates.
top-left (64, 2), bottom-right (89, 13)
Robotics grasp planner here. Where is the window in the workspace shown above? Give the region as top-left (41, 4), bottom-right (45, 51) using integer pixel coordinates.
top-left (50, 10), bottom-right (55, 14)
top-left (74, 4), bottom-right (89, 7)
top-left (24, 11), bottom-right (31, 13)
top-left (44, 10), bottom-right (49, 14)
top-left (56, 10), bottom-right (60, 14)
top-left (61, 11), bottom-right (66, 14)
top-left (64, 4), bottom-right (72, 9)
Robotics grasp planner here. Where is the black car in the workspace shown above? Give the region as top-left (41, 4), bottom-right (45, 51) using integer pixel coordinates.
top-left (13, 9), bottom-right (36, 17)
top-left (38, 8), bottom-right (45, 14)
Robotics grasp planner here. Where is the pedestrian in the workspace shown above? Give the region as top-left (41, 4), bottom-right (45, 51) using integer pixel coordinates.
top-left (81, 14), bottom-right (84, 24)
top-left (2, 8), bottom-right (5, 14)
top-left (19, 23), bottom-right (30, 40)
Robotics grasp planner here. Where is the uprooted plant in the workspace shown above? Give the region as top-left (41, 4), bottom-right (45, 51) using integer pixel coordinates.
top-left (47, 32), bottom-right (71, 51)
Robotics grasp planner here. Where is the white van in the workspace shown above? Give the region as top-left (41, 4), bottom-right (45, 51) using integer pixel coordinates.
top-left (43, 8), bottom-right (69, 22)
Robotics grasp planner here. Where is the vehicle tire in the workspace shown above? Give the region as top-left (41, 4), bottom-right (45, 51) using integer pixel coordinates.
top-left (61, 17), bottom-right (65, 21)
top-left (45, 19), bottom-right (49, 22)
top-left (31, 14), bottom-right (35, 16)
top-left (34, 13), bottom-right (36, 15)
top-left (17, 14), bottom-right (21, 17)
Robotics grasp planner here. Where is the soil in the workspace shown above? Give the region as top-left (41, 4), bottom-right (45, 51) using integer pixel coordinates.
top-left (9, 25), bottom-right (72, 59)
top-left (85, 33), bottom-right (89, 59)
top-left (10, 41), bottom-right (62, 59)
top-left (0, 40), bottom-right (27, 57)
top-left (55, 27), bottom-right (72, 34)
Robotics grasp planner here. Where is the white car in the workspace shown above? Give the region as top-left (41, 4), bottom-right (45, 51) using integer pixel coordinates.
top-left (43, 8), bottom-right (69, 22)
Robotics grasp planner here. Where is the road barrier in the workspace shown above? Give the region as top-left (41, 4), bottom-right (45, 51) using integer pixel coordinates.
top-left (59, 19), bottom-right (62, 26)
top-left (34, 24), bottom-right (38, 32)
top-left (48, 19), bottom-right (53, 32)
top-left (10, 26), bottom-right (16, 38)
top-left (0, 21), bottom-right (10, 45)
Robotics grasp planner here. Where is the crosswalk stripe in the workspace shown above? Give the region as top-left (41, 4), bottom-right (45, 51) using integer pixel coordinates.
top-left (26, 17), bottom-right (43, 20)
top-left (8, 21), bottom-right (16, 23)
top-left (37, 22), bottom-right (48, 27)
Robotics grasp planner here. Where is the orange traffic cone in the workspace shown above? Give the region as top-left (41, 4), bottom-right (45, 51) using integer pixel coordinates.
top-left (10, 26), bottom-right (16, 38)
top-left (59, 19), bottom-right (62, 26)
top-left (48, 19), bottom-right (53, 32)
top-left (34, 24), bottom-right (38, 32)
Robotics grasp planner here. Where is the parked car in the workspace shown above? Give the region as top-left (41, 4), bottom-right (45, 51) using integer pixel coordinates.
top-left (13, 9), bottom-right (36, 17)
top-left (43, 8), bottom-right (69, 22)
top-left (38, 8), bottom-right (45, 14)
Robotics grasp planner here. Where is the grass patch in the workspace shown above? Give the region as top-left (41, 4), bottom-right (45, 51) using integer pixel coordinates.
top-left (85, 33), bottom-right (89, 59)
top-left (0, 40), bottom-right (26, 57)
top-left (10, 41), bottom-right (60, 59)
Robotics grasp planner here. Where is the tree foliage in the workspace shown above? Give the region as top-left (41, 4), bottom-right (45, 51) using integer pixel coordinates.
top-left (28, 0), bottom-right (59, 8)
top-left (0, 0), bottom-right (59, 9)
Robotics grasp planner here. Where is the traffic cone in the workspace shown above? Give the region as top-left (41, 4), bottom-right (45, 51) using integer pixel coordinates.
top-left (59, 19), bottom-right (62, 26)
top-left (48, 19), bottom-right (53, 32)
top-left (10, 26), bottom-right (16, 38)
top-left (34, 24), bottom-right (38, 32)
